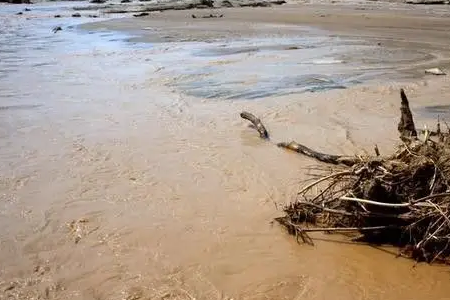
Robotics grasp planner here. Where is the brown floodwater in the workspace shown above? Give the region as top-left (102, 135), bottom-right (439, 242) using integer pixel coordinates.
top-left (2, 2), bottom-right (450, 300)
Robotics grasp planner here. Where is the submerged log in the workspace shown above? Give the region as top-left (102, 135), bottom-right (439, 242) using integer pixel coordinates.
top-left (240, 111), bottom-right (269, 139)
top-left (398, 89), bottom-right (417, 139)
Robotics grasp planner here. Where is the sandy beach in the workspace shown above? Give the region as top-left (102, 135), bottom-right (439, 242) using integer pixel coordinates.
top-left (2, 1), bottom-right (450, 299)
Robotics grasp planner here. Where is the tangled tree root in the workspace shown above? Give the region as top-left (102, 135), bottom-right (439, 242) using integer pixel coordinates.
top-left (240, 89), bottom-right (450, 263)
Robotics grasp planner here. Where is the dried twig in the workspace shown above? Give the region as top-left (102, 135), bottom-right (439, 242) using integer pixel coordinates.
top-left (292, 225), bottom-right (392, 232)
top-left (297, 170), bottom-right (353, 196)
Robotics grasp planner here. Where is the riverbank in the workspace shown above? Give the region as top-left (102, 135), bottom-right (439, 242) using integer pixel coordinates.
top-left (81, 1), bottom-right (450, 80)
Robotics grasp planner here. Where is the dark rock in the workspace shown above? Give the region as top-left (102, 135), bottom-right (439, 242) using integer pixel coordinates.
top-left (406, 0), bottom-right (446, 3)
top-left (221, 0), bottom-right (233, 6)
top-left (24, 7), bottom-right (31, 11)
top-left (88, 14), bottom-right (98, 17)
top-left (200, 0), bottom-right (214, 7)
top-left (121, 0), bottom-right (131, 3)
top-left (90, 0), bottom-right (106, 3)
top-left (194, 4), bottom-right (210, 8)
top-left (16, 11), bottom-right (23, 15)
top-left (52, 26), bottom-right (62, 33)
top-left (239, 0), bottom-right (285, 6)
top-left (133, 12), bottom-right (149, 17)
top-left (239, 1), bottom-right (271, 7)
top-left (192, 13), bottom-right (224, 18)
top-left (204, 13), bottom-right (223, 17)
top-left (54, 14), bottom-right (61, 17)
top-left (106, 9), bottom-right (128, 13)
top-left (6, 0), bottom-right (32, 4)
top-left (71, 12), bottom-right (81, 17)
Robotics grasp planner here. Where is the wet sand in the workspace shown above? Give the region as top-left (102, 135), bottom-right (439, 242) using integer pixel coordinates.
top-left (2, 1), bottom-right (450, 300)
top-left (86, 2), bottom-right (450, 58)
top-left (82, 1), bottom-right (450, 88)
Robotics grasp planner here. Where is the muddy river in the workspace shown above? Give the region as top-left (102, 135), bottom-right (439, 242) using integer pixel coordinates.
top-left (1, 2), bottom-right (450, 299)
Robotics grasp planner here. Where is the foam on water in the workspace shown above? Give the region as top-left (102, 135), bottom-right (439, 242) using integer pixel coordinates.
top-left (147, 36), bottom-right (399, 99)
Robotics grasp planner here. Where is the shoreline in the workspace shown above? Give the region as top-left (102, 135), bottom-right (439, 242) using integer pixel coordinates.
top-left (80, 2), bottom-right (450, 80)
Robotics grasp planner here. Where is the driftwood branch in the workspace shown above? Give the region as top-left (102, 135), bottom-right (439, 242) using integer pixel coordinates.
top-left (239, 112), bottom-right (359, 166)
top-left (277, 141), bottom-right (358, 166)
top-left (240, 111), bottom-right (269, 139)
